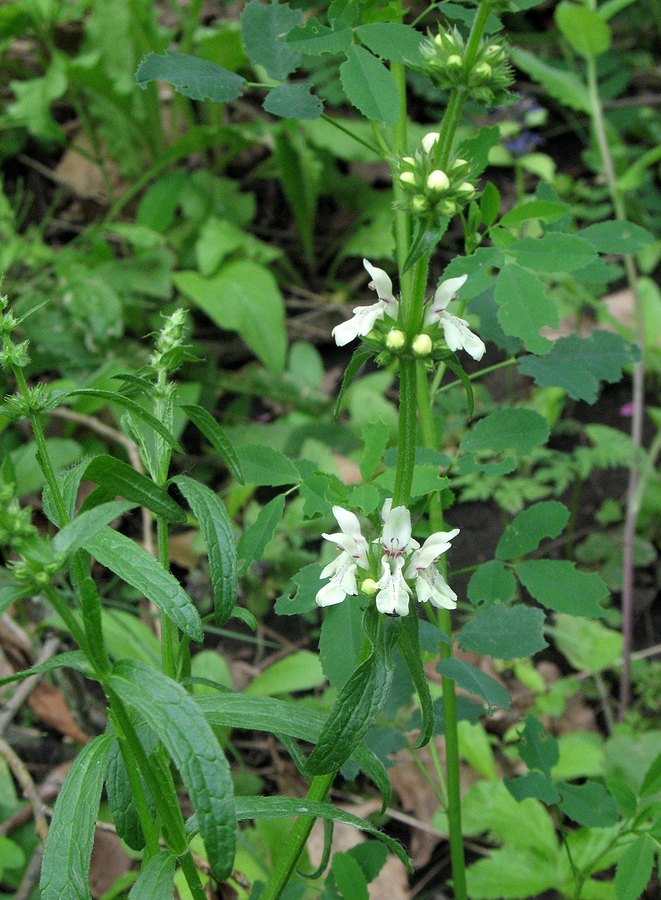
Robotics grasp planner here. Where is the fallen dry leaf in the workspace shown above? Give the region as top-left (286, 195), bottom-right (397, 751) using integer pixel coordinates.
top-left (28, 682), bottom-right (89, 745)
top-left (90, 829), bottom-right (132, 899)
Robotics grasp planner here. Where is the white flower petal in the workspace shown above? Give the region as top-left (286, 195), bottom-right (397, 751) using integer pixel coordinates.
top-left (415, 567), bottom-right (457, 609)
top-left (381, 504), bottom-right (412, 557)
top-left (421, 132), bottom-right (440, 155)
top-left (374, 557), bottom-right (411, 616)
top-left (363, 259), bottom-right (396, 303)
top-left (406, 528), bottom-right (460, 573)
top-left (438, 312), bottom-right (486, 361)
top-left (316, 581), bottom-right (348, 607)
top-left (431, 274), bottom-right (468, 314)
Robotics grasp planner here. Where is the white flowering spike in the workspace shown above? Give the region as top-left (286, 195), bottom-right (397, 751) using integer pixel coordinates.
top-left (421, 132), bottom-right (440, 154)
top-left (374, 556), bottom-right (411, 616)
top-left (427, 170), bottom-right (450, 192)
top-left (424, 274), bottom-right (486, 361)
top-left (316, 506), bottom-right (369, 607)
top-left (405, 527), bottom-right (460, 609)
top-left (379, 499), bottom-right (419, 558)
top-left (332, 259), bottom-right (398, 347)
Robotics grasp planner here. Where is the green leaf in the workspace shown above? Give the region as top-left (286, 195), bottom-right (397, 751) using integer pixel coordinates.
top-left (457, 125), bottom-right (501, 179)
top-left (174, 260), bottom-right (286, 373)
top-left (556, 2), bottom-right (611, 57)
top-left (500, 199), bottom-right (570, 228)
top-left (0, 651), bottom-right (91, 687)
top-left (109, 660), bottom-right (236, 881)
top-left (517, 714), bottom-right (559, 776)
top-left (66, 389), bottom-right (183, 453)
top-left (548, 614), bottom-right (622, 673)
top-left (509, 232), bottom-right (596, 273)
top-left (319, 599), bottom-right (363, 690)
top-left (457, 605), bottom-right (548, 660)
top-left (129, 852), bottom-right (176, 900)
top-left (494, 265), bottom-right (557, 354)
top-left (106, 734), bottom-right (149, 852)
top-left (286, 18), bottom-right (352, 55)
top-left (332, 852), bottom-right (369, 900)
top-left (181, 404), bottom-right (243, 483)
top-left (83, 456), bottom-right (185, 523)
top-left (52, 501), bottom-right (135, 557)
top-left (516, 559), bottom-right (608, 617)
top-left (237, 494), bottom-right (286, 572)
top-left (480, 182), bottom-right (501, 227)
top-left (518, 330), bottom-right (639, 403)
top-left (12, 439), bottom-right (82, 498)
top-left (240, 0), bottom-right (302, 80)
top-left (558, 779), bottom-right (618, 827)
top-left (437, 659), bottom-right (511, 711)
top-left (235, 445), bottom-right (300, 486)
top-left (466, 847), bottom-right (558, 898)
top-left (614, 834), bottom-right (655, 900)
top-left (84, 528), bottom-right (204, 642)
top-left (172, 475), bottom-right (237, 627)
top-left (402, 218), bottom-right (449, 274)
top-left (42, 457), bottom-right (90, 527)
top-left (40, 734), bottom-right (112, 900)
top-left (245, 651), bottom-right (325, 696)
top-left (275, 563), bottom-right (323, 615)
top-left (496, 501), bottom-right (569, 559)
top-left (468, 560), bottom-right (517, 607)
top-left (263, 83), bottom-right (322, 119)
top-left (511, 47), bottom-right (590, 113)
top-left (397, 614), bottom-right (434, 748)
top-left (505, 771), bottom-right (561, 805)
top-left (339, 45), bottom-right (399, 126)
top-left (578, 220), bottom-right (657, 254)
top-left (102, 609), bottom-right (160, 666)
top-left (640, 753), bottom-right (661, 796)
top-left (360, 421), bottom-right (390, 481)
top-left (233, 796), bottom-right (411, 871)
top-left (334, 346), bottom-right (373, 418)
top-left (355, 23), bottom-right (424, 64)
top-left (135, 52), bottom-right (245, 102)
top-left (461, 408), bottom-right (550, 457)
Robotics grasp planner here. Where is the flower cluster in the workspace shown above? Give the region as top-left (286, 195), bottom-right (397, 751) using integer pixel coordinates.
top-left (397, 132), bottom-right (477, 223)
top-left (316, 500), bottom-right (459, 617)
top-left (420, 29), bottom-right (513, 105)
top-left (332, 259), bottom-right (485, 362)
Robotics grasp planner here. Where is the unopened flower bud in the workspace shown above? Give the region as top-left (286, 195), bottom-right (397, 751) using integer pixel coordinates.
top-left (412, 196), bottom-right (428, 213)
top-left (427, 170), bottom-right (450, 192)
top-left (386, 329), bottom-right (406, 351)
top-left (399, 171), bottom-right (416, 186)
top-left (439, 200), bottom-right (457, 216)
top-left (452, 158), bottom-right (469, 169)
top-left (447, 54), bottom-right (463, 69)
top-left (457, 181), bottom-right (475, 194)
top-left (434, 33), bottom-right (445, 46)
top-left (474, 62), bottom-right (492, 79)
top-left (412, 334), bottom-right (433, 357)
top-left (361, 578), bottom-right (378, 596)
top-left (402, 156), bottom-right (415, 165)
top-left (421, 132), bottom-right (440, 154)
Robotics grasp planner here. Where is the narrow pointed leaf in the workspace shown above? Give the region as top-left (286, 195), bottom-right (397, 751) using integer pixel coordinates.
top-left (106, 736), bottom-right (146, 851)
top-left (83, 456), bottom-right (186, 523)
top-left (53, 500), bottom-right (136, 557)
top-left (334, 346), bottom-right (373, 419)
top-left (397, 615), bottom-right (434, 749)
top-left (129, 852), bottom-right (176, 900)
top-left (0, 651), bottom-right (91, 687)
top-left (181, 404), bottom-right (244, 483)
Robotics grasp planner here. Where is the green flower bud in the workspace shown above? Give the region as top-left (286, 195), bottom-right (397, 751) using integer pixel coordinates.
top-left (399, 171), bottom-right (417, 187)
top-left (412, 196), bottom-right (428, 213)
top-left (412, 334), bottom-right (433, 357)
top-left (439, 200), bottom-right (457, 216)
top-left (457, 181), bottom-right (476, 195)
top-left (474, 62), bottom-right (492, 79)
top-left (402, 156), bottom-right (415, 165)
top-left (386, 329), bottom-right (406, 351)
top-left (447, 54), bottom-right (463, 69)
top-left (361, 578), bottom-right (378, 596)
top-left (452, 158), bottom-right (469, 169)
top-left (427, 170), bottom-right (450, 192)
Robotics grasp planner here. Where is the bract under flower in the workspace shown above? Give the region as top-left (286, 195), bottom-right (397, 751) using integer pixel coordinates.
top-left (332, 259), bottom-right (398, 347)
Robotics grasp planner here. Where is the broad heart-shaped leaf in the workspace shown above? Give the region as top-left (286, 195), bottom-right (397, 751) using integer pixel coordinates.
top-left (578, 220), bottom-right (657, 254)
top-left (286, 18), bottom-right (352, 55)
top-left (461, 408), bottom-right (549, 457)
top-left (517, 714), bottom-right (559, 777)
top-left (557, 780), bottom-right (618, 827)
top-left (83, 528), bottom-right (204, 642)
top-left (52, 500), bottom-right (135, 556)
top-left (509, 232), bottom-right (596, 273)
top-left (397, 614), bottom-right (434, 748)
top-left (614, 834), bottom-right (655, 900)
top-left (235, 445), bottom-right (300, 486)
top-left (109, 660), bottom-right (236, 882)
top-left (135, 52), bottom-right (245, 102)
top-left (437, 659), bottom-right (511, 711)
top-left (555, 2), bottom-right (611, 57)
top-left (180, 404), bottom-right (244, 483)
top-left (494, 265), bottom-right (557, 355)
top-left (468, 560), bottom-right (517, 607)
top-left (40, 733), bottom-right (112, 900)
top-left (457, 605), bottom-right (548, 660)
top-left (511, 47), bottom-right (590, 113)
top-left (339, 45), bottom-right (399, 126)
top-left (516, 559), bottom-right (609, 617)
top-left (518, 330), bottom-right (640, 403)
top-left (355, 22), bottom-right (425, 64)
top-left (65, 390), bottom-right (183, 453)
top-left (82, 456), bottom-right (186, 523)
top-left (240, 0), bottom-right (302, 80)
top-left (263, 83), bottom-right (323, 119)
top-left (174, 260), bottom-right (286, 374)
top-left (172, 476), bottom-right (237, 627)
top-left (496, 500), bottom-right (569, 560)
top-left (129, 852), bottom-right (176, 900)
top-left (237, 494), bottom-right (286, 572)
top-left (505, 772), bottom-right (561, 805)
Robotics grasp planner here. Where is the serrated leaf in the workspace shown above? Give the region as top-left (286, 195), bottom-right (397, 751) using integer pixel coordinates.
top-left (466, 847), bottom-right (558, 898)
top-left (355, 23), bottom-right (424, 64)
top-left (437, 659), bottom-right (511, 711)
top-left (286, 18), bottom-right (352, 55)
top-left (461, 408), bottom-right (549, 456)
top-left (129, 852), bottom-right (176, 900)
top-left (548, 613), bottom-right (622, 673)
top-left (135, 52), bottom-right (245, 102)
top-left (457, 605), bottom-right (548, 660)
top-left (237, 494), bottom-right (286, 572)
top-left (501, 199), bottom-right (570, 228)
top-left (40, 734), bottom-right (112, 900)
top-left (109, 660), bottom-right (236, 881)
top-left (106, 735), bottom-right (148, 852)
top-left (181, 404), bottom-right (243, 483)
top-left (517, 714), bottom-right (559, 776)
top-left (263, 82), bottom-right (323, 119)
top-left (339, 45), bottom-right (399, 126)
top-left (172, 476), bottom-right (237, 627)
top-left (505, 771), bottom-right (561, 805)
top-left (402, 218), bottom-right (449, 273)
top-left (511, 47), bottom-right (590, 113)
top-left (614, 834), bottom-right (655, 900)
top-left (275, 562), bottom-right (323, 615)
top-left (83, 456), bottom-right (185, 523)
top-left (556, 2), bottom-right (611, 57)
top-left (496, 501), bottom-right (569, 559)
top-left (509, 232), bottom-right (597, 272)
top-left (240, 0), bottom-right (302, 80)
top-left (516, 559), bottom-right (608, 617)
top-left (52, 500), bottom-right (135, 556)
top-left (235, 445), bottom-right (300, 486)
top-left (360, 421), bottom-right (389, 480)
top-left (518, 330), bottom-right (639, 403)
top-left (494, 265), bottom-right (557, 355)
top-left (579, 220), bottom-right (657, 254)
top-left (557, 779), bottom-right (618, 827)
top-left (84, 528), bottom-right (204, 641)
top-left (468, 560), bottom-right (517, 607)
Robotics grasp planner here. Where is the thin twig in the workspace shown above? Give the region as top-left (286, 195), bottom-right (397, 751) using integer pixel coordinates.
top-left (0, 634), bottom-right (61, 736)
top-left (0, 738), bottom-right (49, 843)
top-left (14, 845), bottom-right (43, 900)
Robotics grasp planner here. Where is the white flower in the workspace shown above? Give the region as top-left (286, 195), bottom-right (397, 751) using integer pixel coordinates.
top-left (405, 527), bottom-right (460, 609)
top-left (378, 498), bottom-right (419, 558)
top-left (424, 274), bottom-right (486, 361)
top-left (422, 132), bottom-right (440, 154)
top-left (316, 506), bottom-right (369, 607)
top-left (374, 556), bottom-right (411, 616)
top-left (332, 259), bottom-right (399, 347)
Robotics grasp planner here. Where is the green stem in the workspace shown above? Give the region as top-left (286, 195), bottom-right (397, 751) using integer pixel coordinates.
top-left (260, 772), bottom-right (335, 900)
top-left (405, 256), bottom-right (431, 338)
top-left (434, 88), bottom-right (466, 170)
top-left (392, 359), bottom-right (418, 508)
top-left (391, 61), bottom-right (411, 289)
top-left (157, 515), bottom-right (178, 680)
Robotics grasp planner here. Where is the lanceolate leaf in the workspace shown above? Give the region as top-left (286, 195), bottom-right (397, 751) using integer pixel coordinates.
top-left (83, 528), bottom-right (204, 642)
top-left (40, 733), bottom-right (112, 900)
top-left (109, 660), bottom-right (236, 882)
top-left (135, 52), bottom-right (245, 102)
top-left (129, 852), bottom-right (176, 900)
top-left (339, 45), bottom-right (399, 126)
top-left (614, 834), bottom-right (655, 900)
top-left (511, 47), bottom-right (590, 113)
top-left (53, 501), bottom-right (136, 557)
top-left (335, 346), bottom-right (373, 419)
top-left (172, 475), bottom-right (237, 626)
top-left (181, 404), bottom-right (244, 483)
top-left (237, 494), bottom-right (286, 573)
top-left (0, 651), bottom-right (91, 687)
top-left (397, 614), bottom-right (434, 748)
top-left (106, 736), bottom-right (147, 851)
top-left (443, 353), bottom-right (474, 418)
top-left (82, 456), bottom-right (186, 523)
